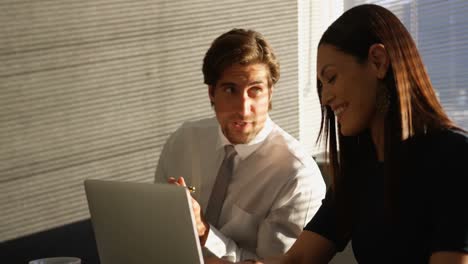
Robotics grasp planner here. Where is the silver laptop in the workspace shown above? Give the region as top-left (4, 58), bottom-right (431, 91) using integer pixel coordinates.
top-left (84, 179), bottom-right (204, 264)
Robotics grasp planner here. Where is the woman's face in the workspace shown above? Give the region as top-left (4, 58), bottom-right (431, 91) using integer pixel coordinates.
top-left (317, 44), bottom-right (384, 136)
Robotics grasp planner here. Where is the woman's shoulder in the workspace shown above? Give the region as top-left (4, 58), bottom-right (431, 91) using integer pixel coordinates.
top-left (428, 128), bottom-right (467, 142)
top-left (407, 128), bottom-right (467, 156)
top-left (402, 128), bottom-right (467, 179)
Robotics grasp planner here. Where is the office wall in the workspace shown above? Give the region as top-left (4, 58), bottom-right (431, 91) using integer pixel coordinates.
top-left (0, 0), bottom-right (300, 241)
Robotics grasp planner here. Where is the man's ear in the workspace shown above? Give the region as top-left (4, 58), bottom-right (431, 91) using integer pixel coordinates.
top-left (208, 85), bottom-right (215, 104)
top-left (368, 43), bottom-right (389, 80)
top-left (268, 86), bottom-right (274, 110)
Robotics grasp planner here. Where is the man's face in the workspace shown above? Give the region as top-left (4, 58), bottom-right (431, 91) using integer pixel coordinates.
top-left (209, 63), bottom-right (272, 144)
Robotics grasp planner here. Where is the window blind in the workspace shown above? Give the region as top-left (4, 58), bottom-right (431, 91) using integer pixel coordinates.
top-left (0, 0), bottom-right (300, 242)
top-left (298, 0), bottom-right (343, 155)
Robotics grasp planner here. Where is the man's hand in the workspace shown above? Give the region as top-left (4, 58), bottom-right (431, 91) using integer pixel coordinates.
top-left (168, 177), bottom-right (210, 245)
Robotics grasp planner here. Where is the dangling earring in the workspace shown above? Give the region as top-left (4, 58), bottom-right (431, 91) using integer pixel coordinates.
top-left (376, 82), bottom-right (391, 114)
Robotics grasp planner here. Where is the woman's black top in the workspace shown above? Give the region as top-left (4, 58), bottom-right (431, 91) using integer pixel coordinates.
top-left (305, 129), bottom-right (468, 263)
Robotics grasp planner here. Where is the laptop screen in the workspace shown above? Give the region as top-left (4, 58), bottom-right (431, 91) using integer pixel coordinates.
top-left (84, 179), bottom-right (204, 264)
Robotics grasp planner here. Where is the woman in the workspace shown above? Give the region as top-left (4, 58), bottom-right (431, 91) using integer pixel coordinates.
top-left (239, 4), bottom-right (467, 264)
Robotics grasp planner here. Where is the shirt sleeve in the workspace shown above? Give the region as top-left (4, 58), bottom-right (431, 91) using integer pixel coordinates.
top-left (204, 166), bottom-right (326, 262)
top-left (304, 188), bottom-right (350, 252)
top-left (204, 224), bottom-right (258, 261)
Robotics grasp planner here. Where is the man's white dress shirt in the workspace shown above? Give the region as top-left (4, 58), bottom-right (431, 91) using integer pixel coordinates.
top-left (155, 116), bottom-right (326, 262)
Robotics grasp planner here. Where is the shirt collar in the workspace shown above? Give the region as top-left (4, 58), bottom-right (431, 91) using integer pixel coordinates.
top-left (217, 116), bottom-right (274, 160)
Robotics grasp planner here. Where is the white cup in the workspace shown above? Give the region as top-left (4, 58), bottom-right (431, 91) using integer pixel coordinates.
top-left (28, 257), bottom-right (81, 264)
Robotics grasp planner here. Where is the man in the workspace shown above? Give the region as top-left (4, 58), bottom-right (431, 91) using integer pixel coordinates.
top-left (155, 28), bottom-right (325, 262)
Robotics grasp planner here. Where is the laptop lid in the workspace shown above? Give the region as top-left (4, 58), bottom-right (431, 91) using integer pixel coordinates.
top-left (84, 179), bottom-right (204, 264)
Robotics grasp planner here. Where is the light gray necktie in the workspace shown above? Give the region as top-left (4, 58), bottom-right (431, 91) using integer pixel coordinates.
top-left (205, 145), bottom-right (237, 227)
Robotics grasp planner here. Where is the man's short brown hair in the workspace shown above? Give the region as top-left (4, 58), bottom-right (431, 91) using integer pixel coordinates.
top-left (202, 28), bottom-right (280, 88)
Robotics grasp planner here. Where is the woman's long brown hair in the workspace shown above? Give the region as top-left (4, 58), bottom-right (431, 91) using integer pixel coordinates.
top-left (316, 4), bottom-right (460, 240)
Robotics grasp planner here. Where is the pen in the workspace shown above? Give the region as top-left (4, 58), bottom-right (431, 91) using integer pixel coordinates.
top-left (186, 185), bottom-right (196, 194)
